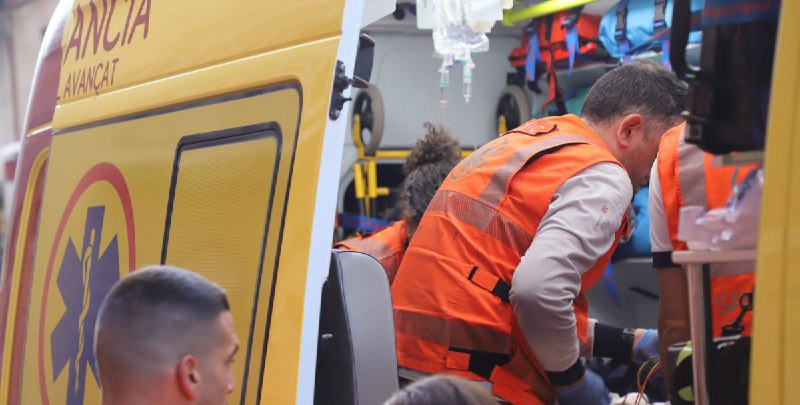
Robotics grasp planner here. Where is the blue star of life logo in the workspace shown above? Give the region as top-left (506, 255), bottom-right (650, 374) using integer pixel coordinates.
top-left (51, 206), bottom-right (121, 405)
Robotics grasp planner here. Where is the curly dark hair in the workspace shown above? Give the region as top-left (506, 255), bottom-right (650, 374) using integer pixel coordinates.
top-left (398, 123), bottom-right (460, 235)
top-left (403, 122), bottom-right (461, 175)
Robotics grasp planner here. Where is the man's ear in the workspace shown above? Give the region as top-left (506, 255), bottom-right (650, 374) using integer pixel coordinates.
top-left (177, 354), bottom-right (200, 399)
top-left (616, 114), bottom-right (644, 148)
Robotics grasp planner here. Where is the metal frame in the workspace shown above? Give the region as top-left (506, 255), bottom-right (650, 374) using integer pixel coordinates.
top-left (673, 249), bottom-right (757, 405)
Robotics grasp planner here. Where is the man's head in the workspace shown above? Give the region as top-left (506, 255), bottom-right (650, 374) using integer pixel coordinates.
top-left (384, 375), bottom-right (499, 405)
top-left (581, 60), bottom-right (687, 189)
top-left (95, 265), bottom-right (238, 405)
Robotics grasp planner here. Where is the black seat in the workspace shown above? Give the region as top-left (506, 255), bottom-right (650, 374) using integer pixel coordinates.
top-left (314, 250), bottom-right (399, 405)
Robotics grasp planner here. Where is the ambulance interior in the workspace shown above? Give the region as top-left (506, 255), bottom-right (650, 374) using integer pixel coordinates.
top-left (340, 0), bottom-right (666, 328)
top-left (319, 0), bottom-right (775, 403)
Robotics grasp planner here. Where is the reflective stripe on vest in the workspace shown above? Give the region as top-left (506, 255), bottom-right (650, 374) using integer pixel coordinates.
top-left (395, 308), bottom-right (513, 355)
top-left (428, 190), bottom-right (533, 256)
top-left (676, 133), bottom-right (753, 278)
top-left (677, 134), bottom-right (708, 207)
top-left (395, 308), bottom-right (552, 404)
top-left (479, 133), bottom-right (596, 206)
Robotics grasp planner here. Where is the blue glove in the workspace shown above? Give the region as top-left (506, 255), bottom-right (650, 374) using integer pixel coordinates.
top-left (555, 369), bottom-right (611, 405)
top-left (633, 329), bottom-right (660, 363)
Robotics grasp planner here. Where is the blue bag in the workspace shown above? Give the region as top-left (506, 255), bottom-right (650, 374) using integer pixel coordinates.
top-left (599, 0), bottom-right (704, 61)
top-left (612, 186), bottom-right (651, 261)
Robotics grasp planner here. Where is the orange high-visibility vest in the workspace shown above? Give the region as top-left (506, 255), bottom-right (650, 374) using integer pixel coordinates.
top-left (335, 220), bottom-right (409, 284)
top-left (391, 115), bottom-right (628, 405)
top-left (656, 124), bottom-right (756, 336)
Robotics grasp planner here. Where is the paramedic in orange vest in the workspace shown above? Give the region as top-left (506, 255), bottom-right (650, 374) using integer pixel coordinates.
top-left (336, 123), bottom-right (461, 284)
top-left (391, 60), bottom-right (687, 405)
top-left (649, 123), bottom-right (756, 390)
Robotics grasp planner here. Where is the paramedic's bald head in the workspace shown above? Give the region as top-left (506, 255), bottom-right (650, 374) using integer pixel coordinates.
top-left (95, 265), bottom-right (238, 405)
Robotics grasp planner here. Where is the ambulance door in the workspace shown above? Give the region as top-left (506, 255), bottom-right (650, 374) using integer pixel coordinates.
top-left (751, 0), bottom-right (800, 402)
top-left (0, 0), bottom-right (391, 404)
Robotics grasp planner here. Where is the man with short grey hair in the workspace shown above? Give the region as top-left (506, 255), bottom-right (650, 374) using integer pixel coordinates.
top-left (94, 265), bottom-right (239, 405)
top-left (392, 60), bottom-right (685, 405)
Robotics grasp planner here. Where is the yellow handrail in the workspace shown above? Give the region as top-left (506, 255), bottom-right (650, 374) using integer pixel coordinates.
top-left (497, 115), bottom-right (508, 135)
top-left (502, 0), bottom-right (601, 26)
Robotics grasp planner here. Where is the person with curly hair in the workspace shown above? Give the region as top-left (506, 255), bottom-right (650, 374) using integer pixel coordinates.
top-left (336, 122), bottom-right (460, 284)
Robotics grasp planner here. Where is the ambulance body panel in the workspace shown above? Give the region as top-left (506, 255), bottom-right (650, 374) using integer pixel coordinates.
top-left (750, 0), bottom-right (800, 401)
top-left (0, 0), bottom-right (374, 403)
top-left (2, 0), bottom-right (799, 403)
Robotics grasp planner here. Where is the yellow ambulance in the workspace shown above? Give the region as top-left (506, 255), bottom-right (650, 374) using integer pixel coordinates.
top-left (0, 0), bottom-right (798, 404)
top-left (0, 0), bottom-right (398, 403)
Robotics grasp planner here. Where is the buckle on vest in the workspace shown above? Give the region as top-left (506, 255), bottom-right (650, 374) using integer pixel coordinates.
top-left (468, 267), bottom-right (511, 304)
top-left (446, 347), bottom-right (550, 403)
top-left (447, 347), bottom-right (513, 380)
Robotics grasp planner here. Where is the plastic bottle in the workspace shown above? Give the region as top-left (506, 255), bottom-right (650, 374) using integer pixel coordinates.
top-left (431, 0), bottom-right (492, 106)
top-left (462, 52), bottom-right (474, 103)
top-left (439, 54), bottom-right (453, 107)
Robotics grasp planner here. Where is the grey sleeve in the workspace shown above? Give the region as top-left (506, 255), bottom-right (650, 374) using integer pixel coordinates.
top-left (649, 159), bottom-right (674, 254)
top-left (509, 163), bottom-right (632, 372)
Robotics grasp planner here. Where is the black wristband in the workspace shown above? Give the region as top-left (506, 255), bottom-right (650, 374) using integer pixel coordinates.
top-left (546, 359), bottom-right (585, 387)
top-left (653, 251), bottom-right (678, 268)
top-left (593, 323), bottom-right (634, 362)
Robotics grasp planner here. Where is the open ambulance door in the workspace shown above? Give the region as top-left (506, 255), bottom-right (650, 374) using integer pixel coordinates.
top-left (750, 0), bottom-right (800, 402)
top-left (0, 0), bottom-right (394, 404)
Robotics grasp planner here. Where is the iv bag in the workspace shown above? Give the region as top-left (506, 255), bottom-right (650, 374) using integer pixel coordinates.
top-left (432, 0), bottom-right (489, 60)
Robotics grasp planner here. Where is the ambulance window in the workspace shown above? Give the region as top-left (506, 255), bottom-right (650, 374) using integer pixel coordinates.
top-left (162, 124), bottom-right (281, 403)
